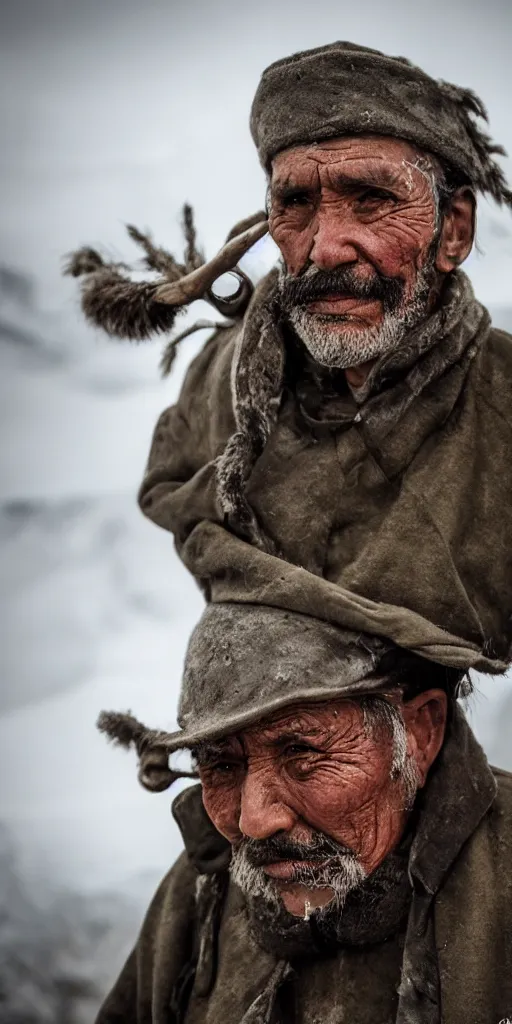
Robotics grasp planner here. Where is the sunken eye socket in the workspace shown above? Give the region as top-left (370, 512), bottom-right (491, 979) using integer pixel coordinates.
top-left (354, 187), bottom-right (398, 205)
top-left (282, 743), bottom-right (319, 757)
top-left (279, 191), bottom-right (313, 208)
top-left (200, 760), bottom-right (241, 776)
top-left (277, 186), bottom-right (398, 210)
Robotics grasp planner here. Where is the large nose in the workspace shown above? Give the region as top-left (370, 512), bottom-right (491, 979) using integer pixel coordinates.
top-left (308, 206), bottom-right (360, 271)
top-left (238, 768), bottom-right (297, 840)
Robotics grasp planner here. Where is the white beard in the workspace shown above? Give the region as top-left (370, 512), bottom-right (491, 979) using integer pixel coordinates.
top-left (230, 843), bottom-right (367, 914)
top-left (284, 264), bottom-right (434, 371)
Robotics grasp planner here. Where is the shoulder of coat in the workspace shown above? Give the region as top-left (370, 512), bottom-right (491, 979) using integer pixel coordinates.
top-left (168, 323), bottom-right (240, 423)
top-left (483, 766), bottom-right (512, 842)
top-left (185, 321), bottom-right (240, 387)
top-left (146, 849), bottom-right (199, 920)
top-left (491, 765), bottom-right (512, 799)
top-left (485, 324), bottom-right (512, 358)
top-left (472, 326), bottom-right (512, 429)
top-left (437, 767), bottom-right (512, 906)
top-left (480, 324), bottom-right (512, 370)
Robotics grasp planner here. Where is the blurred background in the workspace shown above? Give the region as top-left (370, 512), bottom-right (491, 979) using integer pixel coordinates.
top-left (0, 0), bottom-right (511, 1019)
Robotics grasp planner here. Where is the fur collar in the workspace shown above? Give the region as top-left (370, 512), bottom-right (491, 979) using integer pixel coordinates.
top-left (215, 270), bottom-right (490, 540)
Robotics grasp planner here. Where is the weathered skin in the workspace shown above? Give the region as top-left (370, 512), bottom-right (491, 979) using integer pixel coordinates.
top-left (268, 136), bottom-right (474, 382)
top-left (198, 689), bottom-right (447, 916)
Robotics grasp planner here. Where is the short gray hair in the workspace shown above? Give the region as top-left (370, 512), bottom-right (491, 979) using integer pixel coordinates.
top-left (359, 694), bottom-right (420, 809)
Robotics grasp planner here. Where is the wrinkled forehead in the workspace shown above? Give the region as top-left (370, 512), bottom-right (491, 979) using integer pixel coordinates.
top-left (193, 696), bottom-right (375, 758)
top-left (270, 133), bottom-right (440, 185)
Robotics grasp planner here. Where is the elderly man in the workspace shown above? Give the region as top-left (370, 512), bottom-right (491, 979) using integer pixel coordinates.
top-left (68, 41), bottom-right (512, 674)
top-left (96, 602), bottom-right (512, 1024)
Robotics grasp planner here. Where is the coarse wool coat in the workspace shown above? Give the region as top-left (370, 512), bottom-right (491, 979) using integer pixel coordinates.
top-left (138, 269), bottom-right (512, 673)
top-left (95, 709), bottom-right (512, 1024)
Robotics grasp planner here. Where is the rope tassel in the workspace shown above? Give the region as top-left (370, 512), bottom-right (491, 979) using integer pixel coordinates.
top-left (97, 710), bottom-right (197, 793)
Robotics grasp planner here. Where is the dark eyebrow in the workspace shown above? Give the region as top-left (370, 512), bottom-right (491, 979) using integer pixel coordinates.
top-left (271, 166), bottom-right (404, 206)
top-left (264, 727), bottom-right (327, 749)
top-left (191, 741), bottom-right (238, 766)
top-left (331, 167), bottom-right (403, 194)
top-left (270, 178), bottom-right (317, 203)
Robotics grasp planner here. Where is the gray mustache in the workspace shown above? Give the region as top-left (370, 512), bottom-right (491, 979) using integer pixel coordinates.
top-left (279, 266), bottom-right (405, 313)
top-left (240, 832), bottom-right (354, 867)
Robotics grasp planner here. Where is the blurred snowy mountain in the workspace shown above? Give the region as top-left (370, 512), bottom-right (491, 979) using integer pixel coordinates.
top-left (0, 257), bottom-right (209, 1016)
top-left (0, 822), bottom-right (158, 1023)
top-left (0, 494), bottom-right (203, 713)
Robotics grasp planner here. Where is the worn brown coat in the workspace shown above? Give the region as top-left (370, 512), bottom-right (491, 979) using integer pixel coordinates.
top-left (96, 710), bottom-right (512, 1024)
top-left (138, 271), bottom-right (512, 672)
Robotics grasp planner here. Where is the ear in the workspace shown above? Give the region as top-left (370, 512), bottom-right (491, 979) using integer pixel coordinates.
top-left (435, 187), bottom-right (476, 273)
top-left (401, 689), bottom-right (448, 787)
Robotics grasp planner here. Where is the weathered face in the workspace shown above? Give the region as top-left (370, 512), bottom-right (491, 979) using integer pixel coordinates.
top-left (196, 691), bottom-right (447, 918)
top-left (268, 136), bottom-right (461, 374)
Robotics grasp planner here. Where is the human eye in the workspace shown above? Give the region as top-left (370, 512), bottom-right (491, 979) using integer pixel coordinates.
top-left (215, 760), bottom-right (240, 774)
top-left (201, 758), bottom-right (241, 778)
top-left (282, 741), bottom-right (321, 759)
top-left (355, 186), bottom-right (398, 209)
top-left (281, 741), bottom-right (324, 779)
top-left (279, 188), bottom-right (313, 209)
top-left (193, 745), bottom-right (242, 778)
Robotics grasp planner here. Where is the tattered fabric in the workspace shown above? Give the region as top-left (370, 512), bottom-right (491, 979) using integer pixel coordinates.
top-left (138, 269), bottom-right (512, 672)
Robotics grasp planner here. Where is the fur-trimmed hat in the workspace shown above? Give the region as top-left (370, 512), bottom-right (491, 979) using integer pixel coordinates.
top-left (250, 41), bottom-right (512, 209)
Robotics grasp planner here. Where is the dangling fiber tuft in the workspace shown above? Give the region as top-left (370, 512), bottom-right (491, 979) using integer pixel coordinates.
top-left (78, 268), bottom-right (181, 340)
top-left (126, 224), bottom-right (185, 280)
top-left (64, 207), bottom-right (264, 346)
top-left (182, 203), bottom-right (205, 271)
top-left (437, 79), bottom-right (512, 209)
top-left (97, 710), bottom-right (147, 749)
top-left (159, 319), bottom-right (235, 378)
top-left (64, 247), bottom-right (112, 277)
top-left (64, 224), bottom-right (184, 340)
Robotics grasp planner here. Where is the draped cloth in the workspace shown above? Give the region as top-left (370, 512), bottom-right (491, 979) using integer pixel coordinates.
top-left (139, 269), bottom-right (512, 672)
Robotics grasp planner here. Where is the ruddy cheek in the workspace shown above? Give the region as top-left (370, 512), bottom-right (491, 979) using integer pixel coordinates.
top-left (201, 781), bottom-right (241, 841)
top-left (375, 212), bottom-right (434, 274)
top-left (269, 218), bottom-right (315, 275)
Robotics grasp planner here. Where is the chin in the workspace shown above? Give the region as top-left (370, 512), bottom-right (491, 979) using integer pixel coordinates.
top-left (311, 313), bottom-right (380, 331)
top-left (279, 883), bottom-right (336, 917)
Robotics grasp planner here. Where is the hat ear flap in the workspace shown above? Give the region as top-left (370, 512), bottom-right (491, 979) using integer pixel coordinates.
top-left (437, 79), bottom-right (512, 210)
top-left (97, 710), bottom-right (197, 793)
top-left (137, 746), bottom-right (187, 794)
